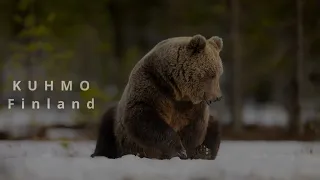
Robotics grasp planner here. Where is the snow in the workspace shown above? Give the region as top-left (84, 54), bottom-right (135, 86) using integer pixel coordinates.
top-left (0, 108), bottom-right (78, 138)
top-left (1, 141), bottom-right (320, 180)
top-left (213, 101), bottom-right (319, 126)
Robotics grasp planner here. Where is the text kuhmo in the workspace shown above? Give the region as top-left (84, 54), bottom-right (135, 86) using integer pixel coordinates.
top-left (12, 81), bottom-right (90, 92)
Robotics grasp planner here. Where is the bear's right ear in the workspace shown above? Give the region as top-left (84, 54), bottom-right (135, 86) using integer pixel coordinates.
top-left (209, 36), bottom-right (223, 51)
top-left (187, 34), bottom-right (206, 52)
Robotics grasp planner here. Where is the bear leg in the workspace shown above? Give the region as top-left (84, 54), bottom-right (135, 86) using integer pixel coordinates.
top-left (178, 118), bottom-right (208, 157)
top-left (123, 105), bottom-right (187, 159)
top-left (185, 116), bottom-right (221, 160)
top-left (202, 116), bottom-right (221, 160)
top-left (91, 104), bottom-right (119, 159)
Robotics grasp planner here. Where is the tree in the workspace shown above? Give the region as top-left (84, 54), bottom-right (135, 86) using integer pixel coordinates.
top-left (230, 0), bottom-right (243, 132)
top-left (289, 0), bottom-right (304, 135)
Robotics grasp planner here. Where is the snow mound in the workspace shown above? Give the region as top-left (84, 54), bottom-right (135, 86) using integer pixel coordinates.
top-left (0, 141), bottom-right (320, 180)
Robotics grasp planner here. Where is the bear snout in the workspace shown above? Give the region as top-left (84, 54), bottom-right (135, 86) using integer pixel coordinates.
top-left (205, 96), bottom-right (223, 105)
top-left (214, 96), bottom-right (223, 102)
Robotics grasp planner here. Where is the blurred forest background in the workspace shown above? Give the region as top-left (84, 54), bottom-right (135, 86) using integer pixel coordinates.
top-left (0, 0), bottom-right (319, 141)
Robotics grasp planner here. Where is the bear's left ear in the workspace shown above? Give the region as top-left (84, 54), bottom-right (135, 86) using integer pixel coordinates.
top-left (209, 36), bottom-right (223, 51)
top-left (187, 34), bottom-right (206, 52)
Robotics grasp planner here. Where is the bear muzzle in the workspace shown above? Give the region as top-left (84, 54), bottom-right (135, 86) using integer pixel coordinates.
top-left (205, 96), bottom-right (223, 106)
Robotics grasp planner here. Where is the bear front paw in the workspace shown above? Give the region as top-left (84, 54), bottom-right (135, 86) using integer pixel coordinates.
top-left (175, 148), bottom-right (188, 159)
top-left (189, 145), bottom-right (217, 160)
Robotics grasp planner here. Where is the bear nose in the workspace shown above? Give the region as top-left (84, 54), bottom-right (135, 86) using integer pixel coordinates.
top-left (214, 96), bottom-right (223, 102)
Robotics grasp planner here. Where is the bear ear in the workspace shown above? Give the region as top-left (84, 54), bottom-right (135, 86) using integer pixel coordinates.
top-left (209, 36), bottom-right (223, 51)
top-left (187, 34), bottom-right (206, 52)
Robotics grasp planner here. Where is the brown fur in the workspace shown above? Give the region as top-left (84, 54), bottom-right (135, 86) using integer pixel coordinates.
top-left (94, 34), bottom-right (224, 159)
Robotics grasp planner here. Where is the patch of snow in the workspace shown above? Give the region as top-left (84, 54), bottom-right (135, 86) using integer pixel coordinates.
top-left (46, 128), bottom-right (84, 140)
top-left (0, 141), bottom-right (320, 180)
top-left (213, 101), bottom-right (318, 127)
top-left (0, 108), bottom-right (78, 138)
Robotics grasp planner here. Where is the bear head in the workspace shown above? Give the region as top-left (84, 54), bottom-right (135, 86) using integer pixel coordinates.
top-left (153, 34), bottom-right (224, 105)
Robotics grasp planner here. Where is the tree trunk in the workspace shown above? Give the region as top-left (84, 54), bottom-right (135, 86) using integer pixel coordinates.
top-left (231, 0), bottom-right (243, 132)
top-left (107, 0), bottom-right (126, 90)
top-left (290, 0), bottom-right (304, 135)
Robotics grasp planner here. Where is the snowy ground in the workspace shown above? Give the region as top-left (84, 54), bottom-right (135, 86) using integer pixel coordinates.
top-left (1, 141), bottom-right (320, 180)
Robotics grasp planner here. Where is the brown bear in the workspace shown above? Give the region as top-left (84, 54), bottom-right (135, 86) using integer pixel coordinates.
top-left (91, 34), bottom-right (223, 160)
